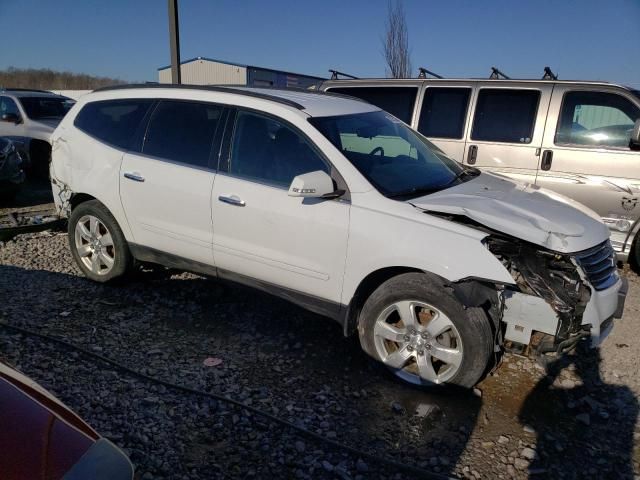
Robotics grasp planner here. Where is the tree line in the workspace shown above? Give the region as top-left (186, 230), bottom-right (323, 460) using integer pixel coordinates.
top-left (0, 67), bottom-right (125, 90)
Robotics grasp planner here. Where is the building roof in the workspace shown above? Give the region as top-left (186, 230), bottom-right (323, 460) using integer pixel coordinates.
top-left (157, 56), bottom-right (324, 80)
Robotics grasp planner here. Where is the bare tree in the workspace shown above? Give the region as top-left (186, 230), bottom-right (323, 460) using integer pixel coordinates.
top-left (383, 0), bottom-right (412, 78)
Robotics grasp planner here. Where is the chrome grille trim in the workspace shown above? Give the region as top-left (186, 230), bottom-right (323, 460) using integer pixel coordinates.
top-left (574, 241), bottom-right (619, 291)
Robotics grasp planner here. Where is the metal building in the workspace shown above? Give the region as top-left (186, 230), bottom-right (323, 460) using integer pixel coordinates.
top-left (157, 57), bottom-right (323, 88)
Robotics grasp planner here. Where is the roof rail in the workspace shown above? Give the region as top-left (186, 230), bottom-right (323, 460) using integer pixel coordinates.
top-left (0, 87), bottom-right (56, 94)
top-left (542, 66), bottom-right (558, 80)
top-left (90, 83), bottom-right (305, 110)
top-left (328, 69), bottom-right (359, 80)
top-left (489, 67), bottom-right (510, 80)
top-left (417, 67), bottom-right (443, 79)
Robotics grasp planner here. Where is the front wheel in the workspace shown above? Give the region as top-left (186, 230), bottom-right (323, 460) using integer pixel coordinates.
top-left (358, 273), bottom-right (494, 388)
top-left (68, 200), bottom-right (132, 282)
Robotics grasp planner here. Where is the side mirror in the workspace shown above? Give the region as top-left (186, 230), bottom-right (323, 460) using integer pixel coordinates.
top-left (630, 119), bottom-right (640, 151)
top-left (288, 170), bottom-right (345, 199)
top-left (1, 113), bottom-right (21, 124)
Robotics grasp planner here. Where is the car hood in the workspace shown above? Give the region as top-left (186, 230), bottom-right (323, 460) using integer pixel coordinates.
top-left (410, 172), bottom-right (610, 253)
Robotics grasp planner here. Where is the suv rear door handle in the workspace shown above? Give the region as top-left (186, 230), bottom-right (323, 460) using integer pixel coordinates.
top-left (541, 150), bottom-right (553, 171)
top-left (467, 145), bottom-right (478, 165)
top-left (123, 172), bottom-right (145, 182)
top-left (218, 195), bottom-right (246, 207)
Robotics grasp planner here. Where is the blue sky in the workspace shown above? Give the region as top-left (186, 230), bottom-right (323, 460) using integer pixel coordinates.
top-left (1, 0), bottom-right (638, 87)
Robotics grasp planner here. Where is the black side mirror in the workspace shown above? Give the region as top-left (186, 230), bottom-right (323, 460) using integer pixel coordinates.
top-left (630, 119), bottom-right (640, 151)
top-left (1, 113), bottom-right (21, 124)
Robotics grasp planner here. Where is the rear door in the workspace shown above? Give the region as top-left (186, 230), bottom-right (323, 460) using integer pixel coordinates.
top-left (413, 82), bottom-right (476, 161)
top-left (119, 100), bottom-right (226, 265)
top-left (463, 83), bottom-right (552, 185)
top-left (537, 85), bottom-right (640, 250)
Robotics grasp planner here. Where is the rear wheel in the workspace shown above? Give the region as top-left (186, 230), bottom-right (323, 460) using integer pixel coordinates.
top-left (68, 200), bottom-right (132, 282)
top-left (358, 272), bottom-right (494, 388)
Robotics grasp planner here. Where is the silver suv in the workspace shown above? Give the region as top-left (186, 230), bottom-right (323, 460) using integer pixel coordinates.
top-left (319, 78), bottom-right (640, 264)
top-left (0, 89), bottom-right (74, 175)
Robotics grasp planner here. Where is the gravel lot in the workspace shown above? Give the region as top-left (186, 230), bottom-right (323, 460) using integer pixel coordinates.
top-left (1, 223), bottom-right (639, 479)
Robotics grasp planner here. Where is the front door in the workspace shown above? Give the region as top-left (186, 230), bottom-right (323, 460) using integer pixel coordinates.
top-left (463, 84), bottom-right (552, 185)
top-left (211, 110), bottom-right (350, 305)
top-left (119, 100), bottom-right (225, 265)
top-left (536, 86), bottom-right (640, 251)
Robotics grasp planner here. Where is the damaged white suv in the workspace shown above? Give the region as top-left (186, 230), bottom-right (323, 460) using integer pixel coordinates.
top-left (50, 85), bottom-right (627, 387)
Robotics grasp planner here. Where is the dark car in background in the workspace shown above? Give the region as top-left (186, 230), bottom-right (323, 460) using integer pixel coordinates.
top-left (0, 360), bottom-right (134, 480)
top-left (0, 137), bottom-right (25, 200)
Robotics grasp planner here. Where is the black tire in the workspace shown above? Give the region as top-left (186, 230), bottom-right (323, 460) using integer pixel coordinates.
top-left (358, 272), bottom-right (494, 388)
top-left (68, 200), bottom-right (132, 283)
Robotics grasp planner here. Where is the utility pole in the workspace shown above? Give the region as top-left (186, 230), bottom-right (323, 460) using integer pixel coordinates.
top-left (168, 0), bottom-right (181, 84)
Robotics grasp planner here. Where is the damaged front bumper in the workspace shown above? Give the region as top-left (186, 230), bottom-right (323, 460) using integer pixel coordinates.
top-left (487, 237), bottom-right (626, 355)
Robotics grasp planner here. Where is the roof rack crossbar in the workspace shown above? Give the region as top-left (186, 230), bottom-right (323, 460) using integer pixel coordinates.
top-left (329, 69), bottom-right (359, 80)
top-left (91, 83), bottom-right (306, 110)
top-left (542, 66), bottom-right (558, 80)
top-left (417, 67), bottom-right (443, 79)
top-left (489, 67), bottom-right (510, 80)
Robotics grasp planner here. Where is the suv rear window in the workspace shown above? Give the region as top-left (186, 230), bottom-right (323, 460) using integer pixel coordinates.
top-left (326, 86), bottom-right (418, 124)
top-left (418, 87), bottom-right (471, 139)
top-left (74, 99), bottom-right (154, 150)
top-left (142, 100), bottom-right (223, 168)
top-left (471, 89), bottom-right (540, 143)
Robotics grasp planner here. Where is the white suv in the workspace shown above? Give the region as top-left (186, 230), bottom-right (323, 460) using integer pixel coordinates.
top-left (50, 85), bottom-right (626, 388)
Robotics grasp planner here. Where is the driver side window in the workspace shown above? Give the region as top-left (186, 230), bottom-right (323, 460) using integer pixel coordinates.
top-left (556, 91), bottom-right (640, 149)
top-left (229, 111), bottom-right (329, 188)
top-left (0, 97), bottom-right (20, 117)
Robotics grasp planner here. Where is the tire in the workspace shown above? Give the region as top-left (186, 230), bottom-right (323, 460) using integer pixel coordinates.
top-left (358, 272), bottom-right (494, 388)
top-left (68, 200), bottom-right (132, 283)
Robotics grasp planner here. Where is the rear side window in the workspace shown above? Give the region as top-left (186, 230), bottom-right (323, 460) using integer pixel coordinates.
top-left (418, 87), bottom-right (471, 139)
top-left (327, 87), bottom-right (418, 124)
top-left (74, 99), bottom-right (153, 149)
top-left (556, 91), bottom-right (640, 148)
top-left (143, 100), bottom-right (223, 168)
top-left (471, 89), bottom-right (540, 143)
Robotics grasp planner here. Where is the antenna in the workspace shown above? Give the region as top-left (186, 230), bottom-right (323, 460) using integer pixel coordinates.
top-left (542, 66), bottom-right (558, 80)
top-left (328, 69), bottom-right (359, 80)
top-left (489, 67), bottom-right (510, 79)
top-left (417, 67), bottom-right (443, 79)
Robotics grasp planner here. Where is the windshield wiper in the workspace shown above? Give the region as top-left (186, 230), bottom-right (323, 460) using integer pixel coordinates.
top-left (388, 168), bottom-right (480, 199)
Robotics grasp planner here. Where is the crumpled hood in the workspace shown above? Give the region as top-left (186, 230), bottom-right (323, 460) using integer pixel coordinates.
top-left (411, 172), bottom-right (610, 253)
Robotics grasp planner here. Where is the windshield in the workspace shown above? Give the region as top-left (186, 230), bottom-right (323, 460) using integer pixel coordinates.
top-left (18, 96), bottom-right (73, 120)
top-left (309, 110), bottom-right (475, 198)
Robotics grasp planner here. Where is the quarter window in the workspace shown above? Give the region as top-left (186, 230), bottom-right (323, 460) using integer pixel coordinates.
top-left (327, 87), bottom-right (418, 124)
top-left (143, 100), bottom-right (223, 168)
top-left (471, 89), bottom-right (540, 143)
top-left (74, 99), bottom-right (154, 150)
top-left (229, 111), bottom-right (328, 187)
top-left (418, 87), bottom-right (471, 139)
top-left (556, 91), bottom-right (640, 148)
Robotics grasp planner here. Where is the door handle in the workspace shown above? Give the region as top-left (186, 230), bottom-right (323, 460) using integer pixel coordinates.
top-left (541, 150), bottom-right (553, 171)
top-left (123, 172), bottom-right (145, 182)
top-left (218, 195), bottom-right (245, 207)
top-left (467, 145), bottom-right (478, 165)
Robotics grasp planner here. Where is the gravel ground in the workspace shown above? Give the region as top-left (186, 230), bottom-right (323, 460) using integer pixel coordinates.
top-left (1, 229), bottom-right (639, 479)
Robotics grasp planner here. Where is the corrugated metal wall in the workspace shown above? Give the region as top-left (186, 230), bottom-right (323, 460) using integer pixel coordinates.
top-left (247, 68), bottom-right (321, 88)
top-left (158, 60), bottom-right (246, 85)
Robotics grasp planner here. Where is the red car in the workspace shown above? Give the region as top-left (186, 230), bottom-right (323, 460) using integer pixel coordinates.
top-left (0, 361), bottom-right (134, 480)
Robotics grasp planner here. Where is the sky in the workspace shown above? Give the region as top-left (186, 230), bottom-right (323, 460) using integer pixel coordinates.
top-left (1, 0), bottom-right (639, 87)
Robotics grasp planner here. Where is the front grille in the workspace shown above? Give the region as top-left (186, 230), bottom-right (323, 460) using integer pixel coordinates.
top-left (574, 241), bottom-right (619, 291)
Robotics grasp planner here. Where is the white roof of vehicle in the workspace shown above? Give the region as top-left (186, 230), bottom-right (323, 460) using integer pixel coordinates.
top-left (89, 84), bottom-right (380, 118)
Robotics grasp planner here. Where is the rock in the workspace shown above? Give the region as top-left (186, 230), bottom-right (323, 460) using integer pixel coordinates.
top-left (514, 458), bottom-right (530, 470)
top-left (356, 459), bottom-right (368, 473)
top-left (561, 379), bottom-right (576, 389)
top-left (481, 441), bottom-right (494, 449)
top-left (295, 441), bottom-right (305, 453)
top-left (521, 447), bottom-right (536, 460)
top-left (321, 460), bottom-right (334, 472)
top-left (523, 425), bottom-right (536, 434)
top-left (576, 413), bottom-right (591, 425)
top-left (391, 402), bottom-right (404, 414)
top-left (498, 435), bottom-right (510, 445)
